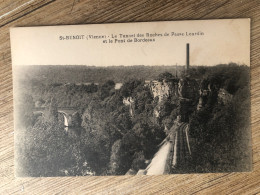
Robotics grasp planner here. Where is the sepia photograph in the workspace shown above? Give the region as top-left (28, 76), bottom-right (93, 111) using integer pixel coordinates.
top-left (11, 19), bottom-right (252, 177)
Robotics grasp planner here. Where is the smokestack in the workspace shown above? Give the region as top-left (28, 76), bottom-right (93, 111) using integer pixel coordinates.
top-left (186, 43), bottom-right (190, 70)
top-left (175, 63), bottom-right (178, 78)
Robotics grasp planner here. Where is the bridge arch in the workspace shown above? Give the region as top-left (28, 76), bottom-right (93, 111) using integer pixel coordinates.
top-left (58, 111), bottom-right (70, 127)
top-left (33, 107), bottom-right (79, 131)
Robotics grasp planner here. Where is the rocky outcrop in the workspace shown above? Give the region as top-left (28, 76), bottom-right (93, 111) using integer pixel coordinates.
top-left (123, 97), bottom-right (135, 117)
top-left (150, 79), bottom-right (179, 103)
top-left (197, 80), bottom-right (217, 111)
top-left (150, 80), bottom-right (171, 102)
top-left (197, 88), bottom-right (211, 111)
top-left (178, 77), bottom-right (199, 100)
top-left (197, 80), bottom-right (232, 110)
top-left (123, 97), bottom-right (134, 105)
top-left (149, 79), bottom-right (176, 118)
top-left (149, 77), bottom-right (199, 122)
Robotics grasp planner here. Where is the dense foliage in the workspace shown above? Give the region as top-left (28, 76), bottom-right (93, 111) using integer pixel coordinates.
top-left (15, 63), bottom-right (251, 176)
top-left (188, 64), bottom-right (251, 172)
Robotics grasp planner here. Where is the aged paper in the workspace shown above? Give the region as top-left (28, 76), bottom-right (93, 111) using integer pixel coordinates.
top-left (11, 19), bottom-right (252, 177)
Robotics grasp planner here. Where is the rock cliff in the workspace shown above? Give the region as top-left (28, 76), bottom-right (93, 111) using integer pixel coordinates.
top-left (123, 97), bottom-right (135, 117)
top-left (149, 77), bottom-right (199, 123)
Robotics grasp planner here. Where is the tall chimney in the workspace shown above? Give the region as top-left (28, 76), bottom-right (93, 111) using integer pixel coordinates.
top-left (186, 43), bottom-right (190, 70)
top-left (175, 63), bottom-right (178, 78)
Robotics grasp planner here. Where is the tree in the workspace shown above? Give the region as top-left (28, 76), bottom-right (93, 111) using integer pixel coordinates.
top-left (44, 97), bottom-right (58, 124)
top-left (100, 80), bottom-right (116, 100)
top-left (157, 72), bottom-right (174, 82)
top-left (109, 139), bottom-right (122, 175)
top-left (17, 93), bottom-right (34, 127)
top-left (132, 151), bottom-right (146, 171)
top-left (120, 79), bottom-right (142, 97)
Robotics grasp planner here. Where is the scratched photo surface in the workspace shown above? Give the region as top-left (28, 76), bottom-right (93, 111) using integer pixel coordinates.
top-left (11, 19), bottom-right (252, 176)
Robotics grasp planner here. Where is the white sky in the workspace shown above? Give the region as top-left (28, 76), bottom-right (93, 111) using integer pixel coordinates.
top-left (10, 19), bottom-right (250, 67)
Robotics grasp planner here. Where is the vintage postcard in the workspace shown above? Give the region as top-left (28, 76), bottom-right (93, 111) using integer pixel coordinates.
top-left (10, 19), bottom-right (252, 177)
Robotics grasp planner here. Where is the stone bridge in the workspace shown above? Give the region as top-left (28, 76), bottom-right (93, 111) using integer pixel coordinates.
top-left (33, 107), bottom-right (78, 127)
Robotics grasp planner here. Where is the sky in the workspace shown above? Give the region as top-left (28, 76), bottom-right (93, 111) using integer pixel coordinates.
top-left (10, 19), bottom-right (250, 67)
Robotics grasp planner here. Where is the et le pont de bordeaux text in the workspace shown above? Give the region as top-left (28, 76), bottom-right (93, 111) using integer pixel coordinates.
top-left (59, 31), bottom-right (204, 43)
